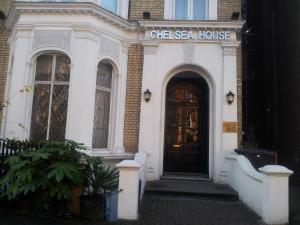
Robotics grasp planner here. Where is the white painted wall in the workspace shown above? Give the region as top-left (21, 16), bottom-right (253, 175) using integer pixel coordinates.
top-left (226, 154), bottom-right (293, 225)
top-left (139, 40), bottom-right (240, 181)
top-left (2, 13), bottom-right (131, 157)
top-left (3, 6), bottom-right (242, 182)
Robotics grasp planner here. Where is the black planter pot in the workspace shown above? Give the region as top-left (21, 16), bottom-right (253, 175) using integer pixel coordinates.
top-left (80, 194), bottom-right (105, 221)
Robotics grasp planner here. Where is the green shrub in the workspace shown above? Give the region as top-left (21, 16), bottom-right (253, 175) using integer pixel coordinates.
top-left (0, 140), bottom-right (86, 209)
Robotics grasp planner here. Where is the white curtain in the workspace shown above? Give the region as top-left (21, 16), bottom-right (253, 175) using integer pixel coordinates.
top-left (101, 0), bottom-right (118, 13)
top-left (175, 0), bottom-right (188, 19)
top-left (193, 0), bottom-right (206, 20)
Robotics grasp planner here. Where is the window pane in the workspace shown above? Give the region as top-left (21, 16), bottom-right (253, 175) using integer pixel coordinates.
top-left (193, 0), bottom-right (206, 20)
top-left (101, 0), bottom-right (118, 13)
top-left (97, 61), bottom-right (112, 89)
top-left (93, 89), bottom-right (111, 148)
top-left (175, 0), bottom-right (188, 20)
top-left (49, 85), bottom-right (69, 141)
top-left (55, 55), bottom-right (71, 82)
top-left (35, 55), bottom-right (53, 81)
top-left (30, 84), bottom-right (51, 140)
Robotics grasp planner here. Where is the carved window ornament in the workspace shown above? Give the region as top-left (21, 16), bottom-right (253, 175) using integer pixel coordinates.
top-left (30, 54), bottom-right (71, 141)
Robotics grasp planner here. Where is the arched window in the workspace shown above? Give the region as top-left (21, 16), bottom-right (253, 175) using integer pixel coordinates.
top-left (92, 61), bottom-right (113, 149)
top-left (30, 54), bottom-right (71, 141)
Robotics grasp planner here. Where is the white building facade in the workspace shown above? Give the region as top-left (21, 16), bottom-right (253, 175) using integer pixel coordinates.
top-left (2, 0), bottom-right (243, 183)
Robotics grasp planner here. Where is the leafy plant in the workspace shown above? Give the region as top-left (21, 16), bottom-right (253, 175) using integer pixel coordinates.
top-left (0, 140), bottom-right (87, 209)
top-left (83, 156), bottom-right (119, 196)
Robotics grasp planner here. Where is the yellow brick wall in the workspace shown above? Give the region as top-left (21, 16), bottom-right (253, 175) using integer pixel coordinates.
top-left (123, 45), bottom-right (144, 152)
top-left (218, 0), bottom-right (241, 21)
top-left (218, 0), bottom-right (242, 145)
top-left (0, 1), bottom-right (13, 122)
top-left (129, 0), bottom-right (164, 20)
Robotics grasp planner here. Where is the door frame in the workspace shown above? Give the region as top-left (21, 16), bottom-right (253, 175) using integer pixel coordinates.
top-left (163, 79), bottom-right (209, 174)
top-left (159, 65), bottom-right (215, 179)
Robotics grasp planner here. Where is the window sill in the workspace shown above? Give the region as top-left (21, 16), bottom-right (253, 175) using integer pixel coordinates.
top-left (88, 150), bottom-right (135, 160)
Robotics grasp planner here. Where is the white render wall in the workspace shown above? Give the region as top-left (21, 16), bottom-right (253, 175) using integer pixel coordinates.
top-left (226, 154), bottom-right (293, 225)
top-left (1, 14), bottom-right (132, 156)
top-left (139, 39), bottom-right (240, 181)
top-left (2, 6), bottom-right (243, 182)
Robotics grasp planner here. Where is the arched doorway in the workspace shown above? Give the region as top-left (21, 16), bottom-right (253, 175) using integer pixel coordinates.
top-left (164, 72), bottom-right (209, 176)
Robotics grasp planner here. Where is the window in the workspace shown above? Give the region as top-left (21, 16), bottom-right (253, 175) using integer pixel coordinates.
top-left (101, 0), bottom-right (118, 14)
top-left (30, 54), bottom-right (70, 141)
top-left (92, 61), bottom-right (113, 149)
top-left (174, 0), bottom-right (206, 20)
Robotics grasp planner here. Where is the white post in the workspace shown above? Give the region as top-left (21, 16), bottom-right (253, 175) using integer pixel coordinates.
top-left (259, 165), bottom-right (293, 225)
top-left (116, 160), bottom-right (141, 220)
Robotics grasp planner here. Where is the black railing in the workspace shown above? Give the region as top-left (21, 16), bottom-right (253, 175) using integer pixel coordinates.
top-left (235, 148), bottom-right (278, 170)
top-left (0, 139), bottom-right (42, 177)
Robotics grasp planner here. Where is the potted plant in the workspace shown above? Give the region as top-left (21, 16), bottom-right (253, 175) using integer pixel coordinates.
top-left (80, 156), bottom-right (118, 221)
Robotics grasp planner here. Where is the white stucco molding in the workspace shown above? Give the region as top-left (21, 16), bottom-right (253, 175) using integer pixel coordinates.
top-left (142, 41), bottom-right (159, 55)
top-left (121, 41), bottom-right (130, 54)
top-left (13, 24), bottom-right (33, 38)
top-left (138, 20), bottom-right (244, 30)
top-left (32, 30), bottom-right (72, 51)
top-left (221, 41), bottom-right (241, 55)
top-left (73, 26), bottom-right (99, 43)
top-left (6, 2), bottom-right (137, 31)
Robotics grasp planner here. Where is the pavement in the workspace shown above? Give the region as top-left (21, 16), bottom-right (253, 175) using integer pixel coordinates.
top-left (0, 179), bottom-right (269, 225)
top-left (144, 179), bottom-right (238, 200)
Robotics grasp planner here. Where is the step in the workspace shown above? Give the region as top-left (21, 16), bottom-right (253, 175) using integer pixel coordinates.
top-left (144, 179), bottom-right (239, 201)
top-left (161, 175), bottom-right (210, 181)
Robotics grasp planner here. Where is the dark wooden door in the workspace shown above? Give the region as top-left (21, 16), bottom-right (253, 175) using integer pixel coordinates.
top-left (164, 80), bottom-right (208, 173)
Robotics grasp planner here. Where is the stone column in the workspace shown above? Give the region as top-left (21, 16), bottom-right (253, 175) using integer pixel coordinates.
top-left (116, 160), bottom-right (141, 220)
top-left (259, 165), bottom-right (293, 225)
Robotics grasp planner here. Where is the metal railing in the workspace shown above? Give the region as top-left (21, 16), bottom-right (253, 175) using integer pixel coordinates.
top-left (0, 139), bottom-right (42, 177)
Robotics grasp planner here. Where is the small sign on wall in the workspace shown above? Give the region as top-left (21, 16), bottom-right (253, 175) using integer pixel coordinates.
top-left (223, 121), bottom-right (237, 133)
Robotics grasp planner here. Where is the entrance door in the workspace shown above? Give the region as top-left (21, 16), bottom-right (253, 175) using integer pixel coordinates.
top-left (164, 73), bottom-right (209, 174)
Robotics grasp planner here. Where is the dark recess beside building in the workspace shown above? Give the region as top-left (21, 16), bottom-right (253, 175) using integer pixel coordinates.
top-left (242, 0), bottom-right (300, 183)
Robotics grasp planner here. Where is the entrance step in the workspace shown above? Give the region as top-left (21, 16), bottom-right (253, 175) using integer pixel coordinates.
top-left (144, 179), bottom-right (239, 201)
top-left (161, 172), bottom-right (209, 181)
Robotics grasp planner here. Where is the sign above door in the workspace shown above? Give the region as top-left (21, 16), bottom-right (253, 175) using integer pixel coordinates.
top-left (150, 30), bottom-right (231, 41)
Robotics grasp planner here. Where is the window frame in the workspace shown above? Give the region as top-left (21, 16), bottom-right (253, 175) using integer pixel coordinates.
top-left (92, 60), bottom-right (116, 151)
top-left (170, 0), bottom-right (209, 20)
top-left (30, 53), bottom-right (70, 141)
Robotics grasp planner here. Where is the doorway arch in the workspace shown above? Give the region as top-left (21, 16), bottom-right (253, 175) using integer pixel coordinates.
top-left (163, 71), bottom-right (209, 176)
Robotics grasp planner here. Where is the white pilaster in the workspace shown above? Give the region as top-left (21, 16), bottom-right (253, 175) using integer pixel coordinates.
top-left (138, 42), bottom-right (159, 180)
top-left (66, 33), bottom-right (98, 147)
top-left (220, 41), bottom-right (240, 180)
top-left (113, 44), bottom-right (129, 153)
top-left (3, 30), bottom-right (32, 140)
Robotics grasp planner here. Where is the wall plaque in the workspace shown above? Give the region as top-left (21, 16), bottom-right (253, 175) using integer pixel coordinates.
top-left (223, 121), bottom-right (237, 133)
